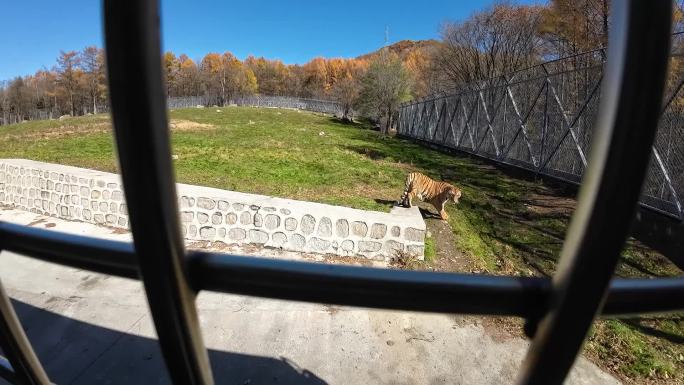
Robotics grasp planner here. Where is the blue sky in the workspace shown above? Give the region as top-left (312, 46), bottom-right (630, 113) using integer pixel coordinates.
top-left (0, 0), bottom-right (540, 80)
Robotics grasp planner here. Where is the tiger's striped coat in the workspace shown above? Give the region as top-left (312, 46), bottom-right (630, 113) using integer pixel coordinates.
top-left (398, 172), bottom-right (462, 220)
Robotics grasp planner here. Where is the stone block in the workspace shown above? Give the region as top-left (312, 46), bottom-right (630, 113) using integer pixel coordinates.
top-left (284, 217), bottom-right (298, 231)
top-left (405, 227), bottom-right (425, 242)
top-left (232, 203), bottom-right (245, 211)
top-left (351, 221), bottom-right (368, 237)
top-left (370, 223), bottom-right (387, 239)
top-left (358, 241), bottom-right (382, 252)
top-left (225, 212), bottom-right (237, 225)
top-left (407, 245), bottom-right (424, 256)
top-left (336, 219), bottom-right (349, 237)
top-left (317, 217), bottom-right (332, 237)
top-left (308, 237), bottom-right (331, 251)
top-left (229, 228), bottom-right (246, 240)
top-left (301, 214), bottom-right (316, 235)
top-left (383, 240), bottom-right (404, 254)
top-left (180, 196), bottom-right (191, 208)
top-left (181, 211), bottom-right (194, 223)
top-left (240, 211), bottom-right (252, 225)
top-left (248, 229), bottom-right (268, 244)
top-left (289, 234), bottom-right (306, 250)
top-left (271, 232), bottom-right (287, 247)
top-left (265, 214), bottom-right (280, 230)
top-left (200, 226), bottom-right (216, 239)
top-left (211, 212), bottom-right (222, 225)
top-left (197, 197), bottom-right (216, 210)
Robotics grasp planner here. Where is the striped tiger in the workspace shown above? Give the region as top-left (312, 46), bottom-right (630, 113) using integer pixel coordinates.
top-left (398, 172), bottom-right (462, 220)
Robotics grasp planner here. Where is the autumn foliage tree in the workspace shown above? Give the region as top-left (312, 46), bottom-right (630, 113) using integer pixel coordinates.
top-left (6, 1), bottom-right (680, 126)
top-left (56, 51), bottom-right (81, 116)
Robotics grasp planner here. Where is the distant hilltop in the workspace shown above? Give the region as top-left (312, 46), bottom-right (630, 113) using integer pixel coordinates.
top-left (357, 39), bottom-right (440, 61)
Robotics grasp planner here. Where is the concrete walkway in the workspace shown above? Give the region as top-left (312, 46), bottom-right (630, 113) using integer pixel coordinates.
top-left (0, 208), bottom-right (620, 385)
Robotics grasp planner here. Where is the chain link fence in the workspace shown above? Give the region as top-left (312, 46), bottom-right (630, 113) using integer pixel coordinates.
top-left (1, 95), bottom-right (342, 126)
top-left (167, 95), bottom-right (344, 115)
top-left (398, 33), bottom-right (684, 221)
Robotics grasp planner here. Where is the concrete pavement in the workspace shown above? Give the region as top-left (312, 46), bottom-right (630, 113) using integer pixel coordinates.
top-left (0, 208), bottom-right (620, 384)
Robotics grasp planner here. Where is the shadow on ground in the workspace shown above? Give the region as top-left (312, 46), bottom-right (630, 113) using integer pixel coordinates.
top-left (346, 131), bottom-right (681, 279)
top-left (5, 299), bottom-right (326, 385)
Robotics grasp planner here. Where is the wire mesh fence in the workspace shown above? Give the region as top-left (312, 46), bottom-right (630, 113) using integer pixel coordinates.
top-left (398, 33), bottom-right (684, 221)
top-left (167, 95), bottom-right (345, 115)
top-left (1, 95), bottom-right (343, 126)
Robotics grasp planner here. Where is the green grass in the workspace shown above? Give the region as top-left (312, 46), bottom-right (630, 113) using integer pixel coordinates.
top-left (424, 235), bottom-right (436, 262)
top-left (588, 318), bottom-right (683, 380)
top-left (1, 107), bottom-right (682, 383)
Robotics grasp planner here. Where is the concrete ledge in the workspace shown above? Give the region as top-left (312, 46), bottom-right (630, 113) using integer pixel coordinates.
top-left (0, 159), bottom-right (426, 260)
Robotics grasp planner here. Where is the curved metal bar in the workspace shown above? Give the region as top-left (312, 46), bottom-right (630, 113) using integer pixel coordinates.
top-left (188, 251), bottom-right (548, 317)
top-left (0, 278), bottom-right (51, 385)
top-left (604, 278), bottom-right (684, 316)
top-left (517, 2), bottom-right (673, 384)
top-left (1, 222), bottom-right (683, 318)
top-left (187, 251), bottom-right (684, 317)
top-left (0, 221), bottom-right (138, 279)
top-left (0, 355), bottom-right (17, 383)
top-left (102, 0), bottom-right (214, 384)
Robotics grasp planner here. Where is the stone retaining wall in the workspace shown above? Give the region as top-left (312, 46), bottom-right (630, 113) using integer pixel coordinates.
top-left (0, 159), bottom-right (426, 260)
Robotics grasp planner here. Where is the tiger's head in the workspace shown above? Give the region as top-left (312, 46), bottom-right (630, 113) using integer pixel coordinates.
top-left (447, 185), bottom-right (462, 204)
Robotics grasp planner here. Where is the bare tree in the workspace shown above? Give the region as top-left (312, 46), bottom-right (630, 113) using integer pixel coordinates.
top-left (540, 0), bottom-right (610, 59)
top-left (332, 75), bottom-right (360, 122)
top-left (435, 3), bottom-right (543, 87)
top-left (357, 49), bottom-right (412, 136)
top-left (0, 81), bottom-right (9, 125)
top-left (80, 46), bottom-right (104, 114)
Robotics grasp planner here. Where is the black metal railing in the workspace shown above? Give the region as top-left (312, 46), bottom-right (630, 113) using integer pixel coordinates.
top-left (0, 1), bottom-right (681, 385)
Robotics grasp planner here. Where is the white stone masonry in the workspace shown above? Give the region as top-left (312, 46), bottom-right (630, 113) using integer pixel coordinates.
top-left (0, 159), bottom-right (426, 260)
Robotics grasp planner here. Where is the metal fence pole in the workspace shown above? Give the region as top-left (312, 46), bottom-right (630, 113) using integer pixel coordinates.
top-left (103, 0), bottom-right (214, 384)
top-left (0, 278), bottom-right (51, 385)
top-left (517, 2), bottom-right (672, 383)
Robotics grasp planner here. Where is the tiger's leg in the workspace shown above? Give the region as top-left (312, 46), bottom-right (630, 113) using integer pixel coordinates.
top-left (438, 201), bottom-right (448, 220)
top-left (406, 190), bottom-right (415, 207)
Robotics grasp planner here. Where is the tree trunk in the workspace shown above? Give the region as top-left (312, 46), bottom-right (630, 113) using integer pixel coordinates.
top-left (69, 91), bottom-right (75, 116)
